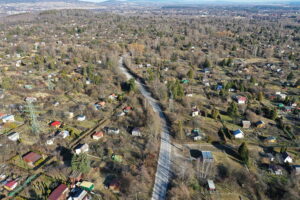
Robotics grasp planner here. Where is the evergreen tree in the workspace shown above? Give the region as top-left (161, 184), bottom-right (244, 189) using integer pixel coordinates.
top-left (238, 142), bottom-right (249, 166)
top-left (187, 69), bottom-right (194, 80)
top-left (127, 78), bottom-right (136, 92)
top-left (258, 91), bottom-right (264, 102)
top-left (287, 72), bottom-right (294, 80)
top-left (227, 102), bottom-right (239, 118)
top-left (270, 108), bottom-right (278, 120)
top-left (203, 58), bottom-right (212, 68)
top-left (211, 108), bottom-right (220, 120)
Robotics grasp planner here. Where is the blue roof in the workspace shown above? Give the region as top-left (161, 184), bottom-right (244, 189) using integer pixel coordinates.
top-left (202, 151), bottom-right (213, 160)
top-left (233, 129), bottom-right (243, 135)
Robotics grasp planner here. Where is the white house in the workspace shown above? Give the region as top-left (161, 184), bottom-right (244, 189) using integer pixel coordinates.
top-left (192, 110), bottom-right (199, 117)
top-left (76, 115), bottom-right (86, 121)
top-left (8, 132), bottom-right (19, 141)
top-left (75, 144), bottom-right (89, 154)
top-left (282, 152), bottom-right (293, 163)
top-left (233, 129), bottom-right (244, 139)
top-left (46, 138), bottom-right (54, 145)
top-left (58, 130), bottom-right (70, 139)
top-left (1, 115), bottom-right (15, 123)
top-left (236, 96), bottom-right (247, 104)
top-left (131, 128), bottom-right (141, 137)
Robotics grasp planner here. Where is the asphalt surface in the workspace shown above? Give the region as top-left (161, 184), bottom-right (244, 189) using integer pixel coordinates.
top-left (118, 57), bottom-right (171, 200)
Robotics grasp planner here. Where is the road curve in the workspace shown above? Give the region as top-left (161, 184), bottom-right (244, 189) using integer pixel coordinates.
top-left (118, 57), bottom-right (171, 200)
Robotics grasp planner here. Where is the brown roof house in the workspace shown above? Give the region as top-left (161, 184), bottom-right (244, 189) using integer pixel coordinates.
top-left (48, 184), bottom-right (69, 200)
top-left (22, 152), bottom-right (42, 167)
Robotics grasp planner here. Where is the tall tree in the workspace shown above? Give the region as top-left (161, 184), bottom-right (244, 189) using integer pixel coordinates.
top-left (238, 142), bottom-right (249, 166)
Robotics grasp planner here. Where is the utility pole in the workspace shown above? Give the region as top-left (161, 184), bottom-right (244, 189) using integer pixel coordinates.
top-left (169, 90), bottom-right (174, 112)
top-left (24, 101), bottom-right (40, 135)
top-left (47, 75), bottom-right (54, 91)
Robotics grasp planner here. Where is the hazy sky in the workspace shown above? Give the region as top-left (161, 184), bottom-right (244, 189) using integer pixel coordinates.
top-left (80, 0), bottom-right (295, 2)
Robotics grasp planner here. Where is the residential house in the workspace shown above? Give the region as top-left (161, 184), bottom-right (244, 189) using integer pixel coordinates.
top-left (216, 84), bottom-right (223, 91)
top-left (207, 179), bottom-right (216, 191)
top-left (131, 127), bottom-right (141, 136)
top-left (293, 165), bottom-right (300, 175)
top-left (69, 171), bottom-right (83, 185)
top-left (67, 187), bottom-right (89, 200)
top-left (123, 106), bottom-right (132, 114)
top-left (269, 165), bottom-right (283, 175)
top-left (8, 132), bottom-right (20, 141)
top-left (236, 96), bottom-right (247, 104)
top-left (46, 138), bottom-right (55, 145)
top-left (105, 179), bottom-right (120, 193)
top-left (79, 181), bottom-right (94, 192)
top-left (58, 130), bottom-right (70, 139)
top-left (242, 120), bottom-right (251, 129)
top-left (50, 121), bottom-right (61, 128)
top-left (264, 136), bottom-right (277, 144)
top-left (202, 151), bottom-right (214, 162)
top-left (116, 112), bottom-right (125, 117)
top-left (76, 115), bottom-right (86, 121)
top-left (105, 127), bottom-right (120, 135)
top-left (4, 180), bottom-right (18, 191)
top-left (92, 131), bottom-right (104, 140)
top-left (48, 184), bottom-right (69, 200)
top-left (256, 120), bottom-right (265, 128)
top-left (23, 152), bottom-right (42, 167)
top-left (191, 129), bottom-right (205, 141)
top-left (25, 97), bottom-right (37, 103)
top-left (232, 129), bottom-right (244, 139)
top-left (1, 115), bottom-right (15, 123)
top-left (94, 101), bottom-right (105, 110)
top-left (75, 144), bottom-right (89, 155)
top-left (276, 92), bottom-right (287, 100)
top-left (108, 94), bottom-right (117, 100)
top-left (282, 152), bottom-right (293, 163)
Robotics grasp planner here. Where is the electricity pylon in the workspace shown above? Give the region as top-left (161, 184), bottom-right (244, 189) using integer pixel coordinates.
top-left (24, 102), bottom-right (40, 135)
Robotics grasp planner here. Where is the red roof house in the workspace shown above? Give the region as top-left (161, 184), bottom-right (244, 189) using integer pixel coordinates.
top-left (237, 96), bottom-right (247, 104)
top-left (48, 184), bottom-right (69, 200)
top-left (50, 121), bottom-right (61, 128)
top-left (23, 152), bottom-right (42, 167)
top-left (92, 131), bottom-right (104, 140)
top-left (4, 180), bottom-right (18, 191)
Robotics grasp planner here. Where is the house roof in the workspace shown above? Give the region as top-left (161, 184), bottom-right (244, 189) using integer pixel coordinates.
top-left (202, 151), bottom-right (213, 160)
top-left (5, 180), bottom-right (17, 188)
top-left (93, 131), bottom-right (104, 137)
top-left (237, 96), bottom-right (247, 101)
top-left (207, 180), bottom-right (215, 189)
top-left (50, 121), bottom-right (61, 126)
top-left (23, 152), bottom-right (42, 163)
top-left (282, 152), bottom-right (291, 159)
top-left (233, 129), bottom-right (243, 135)
top-left (48, 184), bottom-right (68, 200)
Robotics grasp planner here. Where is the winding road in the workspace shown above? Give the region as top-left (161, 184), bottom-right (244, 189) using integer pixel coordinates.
top-left (118, 56), bottom-right (171, 200)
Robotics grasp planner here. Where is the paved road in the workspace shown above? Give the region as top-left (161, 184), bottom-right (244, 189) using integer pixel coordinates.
top-left (118, 57), bottom-right (171, 200)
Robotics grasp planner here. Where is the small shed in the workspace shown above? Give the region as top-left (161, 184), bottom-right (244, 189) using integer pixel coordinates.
top-left (202, 151), bottom-right (214, 162)
top-left (207, 179), bottom-right (216, 191)
top-left (242, 121), bottom-right (251, 129)
top-left (79, 181), bottom-right (94, 192)
top-left (131, 127), bottom-right (141, 136)
top-left (233, 129), bottom-right (244, 139)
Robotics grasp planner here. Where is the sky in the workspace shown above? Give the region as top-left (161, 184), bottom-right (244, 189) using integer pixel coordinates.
top-left (81, 0), bottom-right (297, 3)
